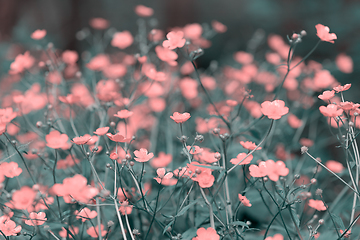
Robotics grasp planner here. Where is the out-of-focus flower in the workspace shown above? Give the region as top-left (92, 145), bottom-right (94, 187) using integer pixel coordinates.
top-left (315, 24), bottom-right (337, 43)
top-left (260, 100), bottom-right (289, 120)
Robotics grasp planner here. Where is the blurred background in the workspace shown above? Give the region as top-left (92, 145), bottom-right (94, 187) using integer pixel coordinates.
top-left (0, 0), bottom-right (359, 92)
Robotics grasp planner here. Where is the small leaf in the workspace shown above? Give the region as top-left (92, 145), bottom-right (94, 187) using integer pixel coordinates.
top-left (162, 220), bottom-right (174, 234)
top-left (330, 213), bottom-right (345, 230)
top-left (193, 164), bottom-right (223, 171)
top-left (290, 205), bottom-right (300, 227)
top-left (230, 221), bottom-right (249, 228)
top-left (217, 170), bottom-right (226, 183)
top-left (176, 198), bottom-right (201, 217)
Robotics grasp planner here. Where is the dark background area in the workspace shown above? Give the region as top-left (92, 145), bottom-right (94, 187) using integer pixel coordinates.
top-left (0, 0), bottom-right (359, 94)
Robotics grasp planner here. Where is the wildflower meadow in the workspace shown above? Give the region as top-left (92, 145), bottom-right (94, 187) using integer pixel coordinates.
top-left (0, 3), bottom-right (359, 240)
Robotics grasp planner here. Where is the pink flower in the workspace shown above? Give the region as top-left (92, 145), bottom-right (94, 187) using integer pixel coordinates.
top-left (87, 224), bottom-right (107, 238)
top-left (25, 212), bottom-right (47, 226)
top-left (170, 112), bottom-right (191, 124)
top-left (234, 51), bottom-right (253, 65)
top-left (260, 100), bottom-right (289, 120)
top-left (240, 141), bottom-right (262, 151)
top-left (114, 109), bottom-right (133, 119)
top-left (135, 5), bottom-right (154, 17)
top-left (89, 18), bottom-right (109, 29)
top-left (265, 160), bottom-right (289, 181)
top-left (336, 53), bottom-right (353, 73)
top-left (333, 83), bottom-right (351, 93)
top-left (192, 227), bottom-right (219, 240)
top-left (134, 148), bottom-right (154, 162)
top-left (211, 20), bottom-right (227, 33)
top-left (308, 199), bottom-right (326, 211)
top-left (75, 207), bottom-right (98, 222)
top-left (238, 194), bottom-right (252, 207)
top-left (62, 50), bottom-right (78, 65)
top-left (195, 172), bottom-right (215, 188)
top-left (316, 24), bottom-right (337, 43)
top-left (106, 133), bottom-right (128, 142)
top-left (163, 31), bottom-right (186, 50)
top-left (230, 153), bottom-right (253, 165)
top-left (318, 90), bottom-right (335, 101)
top-left (119, 200), bottom-right (133, 215)
top-left (31, 29), bottom-right (46, 40)
top-left (111, 31), bottom-right (133, 49)
top-left (249, 161), bottom-right (268, 178)
top-left (150, 152), bottom-right (172, 168)
top-left (94, 127), bottom-right (109, 136)
top-left (154, 168), bottom-right (177, 186)
top-left (72, 135), bottom-right (92, 145)
top-left (59, 226), bottom-right (79, 238)
top-left (319, 104), bottom-right (343, 117)
top-left (265, 234), bottom-right (284, 240)
top-left (1, 162), bottom-right (22, 178)
top-left (0, 217), bottom-right (22, 236)
top-left (325, 160), bottom-right (344, 173)
top-left (46, 130), bottom-right (70, 149)
top-left (288, 114), bottom-right (303, 128)
top-left (155, 46), bottom-right (178, 66)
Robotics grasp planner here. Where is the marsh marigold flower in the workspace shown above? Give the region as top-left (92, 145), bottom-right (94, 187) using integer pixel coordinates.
top-left (260, 100), bottom-right (289, 120)
top-left (315, 24), bottom-right (337, 43)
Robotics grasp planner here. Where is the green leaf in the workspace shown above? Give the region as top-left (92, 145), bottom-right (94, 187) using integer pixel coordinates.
top-left (181, 228), bottom-right (197, 239)
top-left (176, 198), bottom-right (201, 217)
top-left (162, 220), bottom-right (174, 235)
top-left (290, 205), bottom-right (300, 227)
top-left (217, 170), bottom-right (226, 183)
top-left (330, 213), bottom-right (345, 230)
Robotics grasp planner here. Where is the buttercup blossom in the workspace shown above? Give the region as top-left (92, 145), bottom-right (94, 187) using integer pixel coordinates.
top-left (106, 133), bottom-right (128, 142)
top-left (75, 207), bottom-right (98, 222)
top-left (111, 31), bottom-right (133, 49)
top-left (192, 227), bottom-right (219, 240)
top-left (0, 216), bottom-right (22, 236)
top-left (315, 24), bottom-right (337, 43)
top-left (308, 199), bottom-right (326, 211)
top-left (333, 83), bottom-right (351, 93)
top-left (163, 31), bottom-right (186, 50)
top-left (25, 212), bottom-right (47, 226)
top-left (31, 29), bottom-right (46, 40)
top-left (170, 112), bottom-right (191, 123)
top-left (240, 141), bottom-right (262, 150)
top-left (134, 148), bottom-right (154, 162)
top-left (230, 153), bottom-right (253, 165)
top-left (265, 234), bottom-right (284, 240)
top-left (72, 135), bottom-right (92, 145)
top-left (318, 90), bottom-right (335, 101)
top-left (93, 127), bottom-right (109, 136)
top-left (238, 194), bottom-right (252, 207)
top-left (319, 104), bottom-right (343, 117)
top-left (260, 100), bottom-right (289, 120)
top-left (46, 130), bottom-right (70, 149)
top-left (114, 109), bottom-right (133, 119)
top-left (135, 5), bottom-right (154, 17)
